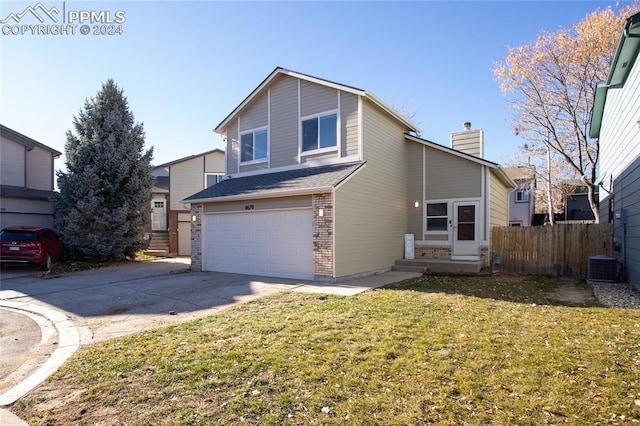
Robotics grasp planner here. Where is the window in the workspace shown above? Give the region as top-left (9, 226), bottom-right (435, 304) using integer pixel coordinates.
top-left (302, 113), bottom-right (337, 152)
top-left (426, 202), bottom-right (448, 232)
top-left (240, 129), bottom-right (268, 162)
top-left (205, 173), bottom-right (224, 188)
top-left (153, 201), bottom-right (164, 208)
top-left (515, 190), bottom-right (529, 202)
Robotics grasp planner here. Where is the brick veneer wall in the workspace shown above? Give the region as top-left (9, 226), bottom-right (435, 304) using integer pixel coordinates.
top-left (190, 203), bottom-right (203, 271)
top-left (312, 194), bottom-right (333, 278)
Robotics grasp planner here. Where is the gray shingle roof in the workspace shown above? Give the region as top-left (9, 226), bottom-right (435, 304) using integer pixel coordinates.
top-left (0, 185), bottom-right (59, 201)
top-left (184, 161), bottom-right (365, 202)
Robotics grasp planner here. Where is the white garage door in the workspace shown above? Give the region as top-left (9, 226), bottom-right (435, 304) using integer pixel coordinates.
top-left (204, 209), bottom-right (314, 280)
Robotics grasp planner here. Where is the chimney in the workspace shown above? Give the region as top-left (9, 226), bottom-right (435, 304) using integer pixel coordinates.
top-left (451, 122), bottom-right (484, 158)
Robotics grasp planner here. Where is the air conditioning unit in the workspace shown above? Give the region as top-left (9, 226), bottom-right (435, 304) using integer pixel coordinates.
top-left (587, 255), bottom-right (617, 282)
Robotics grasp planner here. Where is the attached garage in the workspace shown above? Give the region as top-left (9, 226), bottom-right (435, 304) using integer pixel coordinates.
top-left (203, 208), bottom-right (313, 280)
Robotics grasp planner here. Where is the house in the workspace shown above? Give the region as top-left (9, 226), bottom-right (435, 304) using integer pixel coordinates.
top-left (154, 150), bottom-right (225, 256)
top-left (0, 125), bottom-right (61, 229)
top-left (504, 166), bottom-right (536, 226)
top-left (185, 68), bottom-right (515, 280)
top-left (560, 180), bottom-right (598, 222)
top-left (589, 11), bottom-right (640, 289)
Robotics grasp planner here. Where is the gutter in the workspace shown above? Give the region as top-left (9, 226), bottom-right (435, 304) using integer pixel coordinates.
top-left (182, 186), bottom-right (334, 205)
top-left (590, 11), bottom-right (640, 139)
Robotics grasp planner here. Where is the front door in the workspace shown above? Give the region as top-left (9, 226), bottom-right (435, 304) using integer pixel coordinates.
top-left (452, 201), bottom-right (480, 258)
top-left (151, 195), bottom-right (167, 231)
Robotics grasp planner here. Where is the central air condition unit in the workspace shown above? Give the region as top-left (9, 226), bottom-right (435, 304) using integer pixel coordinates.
top-left (587, 255), bottom-right (617, 282)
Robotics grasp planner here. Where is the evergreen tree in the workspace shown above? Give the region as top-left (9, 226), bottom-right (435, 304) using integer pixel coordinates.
top-left (55, 79), bottom-right (154, 261)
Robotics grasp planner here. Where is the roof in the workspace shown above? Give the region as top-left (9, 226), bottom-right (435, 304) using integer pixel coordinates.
top-left (156, 149), bottom-right (224, 169)
top-left (0, 124), bottom-right (62, 157)
top-left (184, 161), bottom-right (366, 203)
top-left (504, 166), bottom-right (536, 182)
top-left (0, 185), bottom-right (59, 201)
top-left (152, 176), bottom-right (170, 193)
top-left (405, 134), bottom-right (517, 188)
top-left (214, 67), bottom-right (419, 134)
top-left (590, 11), bottom-right (640, 139)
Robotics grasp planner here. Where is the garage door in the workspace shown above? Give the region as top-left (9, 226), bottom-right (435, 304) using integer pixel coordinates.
top-left (204, 209), bottom-right (314, 280)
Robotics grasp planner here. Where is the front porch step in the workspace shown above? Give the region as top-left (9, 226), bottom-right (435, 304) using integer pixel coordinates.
top-left (393, 259), bottom-right (482, 274)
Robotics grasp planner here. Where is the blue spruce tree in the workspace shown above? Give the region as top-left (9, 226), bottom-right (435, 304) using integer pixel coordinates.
top-left (55, 79), bottom-right (154, 261)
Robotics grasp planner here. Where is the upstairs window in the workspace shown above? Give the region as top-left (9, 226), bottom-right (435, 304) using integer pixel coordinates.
top-left (515, 190), bottom-right (529, 202)
top-left (240, 128), bottom-right (268, 163)
top-left (302, 112), bottom-right (337, 152)
top-left (205, 173), bottom-right (224, 188)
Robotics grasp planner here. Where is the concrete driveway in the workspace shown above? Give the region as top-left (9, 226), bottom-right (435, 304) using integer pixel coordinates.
top-left (0, 258), bottom-right (420, 413)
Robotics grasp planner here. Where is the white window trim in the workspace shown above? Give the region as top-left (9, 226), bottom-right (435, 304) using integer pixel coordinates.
top-left (423, 197), bottom-right (484, 241)
top-left (239, 126), bottom-right (269, 165)
top-left (515, 190), bottom-right (529, 203)
top-left (299, 109), bottom-right (339, 155)
top-left (424, 200), bottom-right (450, 236)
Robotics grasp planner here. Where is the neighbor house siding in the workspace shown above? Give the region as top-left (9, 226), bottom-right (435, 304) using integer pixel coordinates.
top-left (269, 76), bottom-right (299, 169)
top-left (170, 158), bottom-right (204, 211)
top-left (508, 184), bottom-right (532, 226)
top-left (205, 152), bottom-right (225, 174)
top-left (406, 141), bottom-right (424, 237)
top-left (341, 92), bottom-right (359, 158)
top-left (425, 146), bottom-right (481, 199)
top-left (489, 169), bottom-right (509, 230)
top-left (1, 138), bottom-right (26, 187)
top-left (334, 99), bottom-right (409, 277)
top-left (598, 52), bottom-right (640, 287)
top-left (26, 146), bottom-right (54, 190)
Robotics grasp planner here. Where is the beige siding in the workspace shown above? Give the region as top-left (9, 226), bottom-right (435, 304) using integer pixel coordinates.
top-left (425, 146), bottom-right (481, 199)
top-left (341, 92), bottom-right (359, 158)
top-left (334, 100), bottom-right (409, 277)
top-left (300, 80), bottom-right (338, 117)
top-left (239, 94), bottom-right (268, 132)
top-left (204, 152), bottom-right (225, 174)
top-left (204, 195), bottom-right (311, 213)
top-left (170, 157), bottom-right (204, 211)
top-left (1, 137), bottom-right (26, 187)
top-left (239, 162), bottom-right (268, 173)
top-left (451, 129), bottom-right (483, 158)
top-left (270, 76), bottom-right (299, 169)
top-left (489, 169), bottom-right (509, 229)
top-left (406, 141), bottom-right (424, 237)
top-left (26, 146), bottom-right (53, 190)
top-left (225, 127), bottom-right (239, 174)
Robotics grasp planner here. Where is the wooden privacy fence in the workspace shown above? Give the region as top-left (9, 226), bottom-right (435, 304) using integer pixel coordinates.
top-left (491, 223), bottom-right (613, 278)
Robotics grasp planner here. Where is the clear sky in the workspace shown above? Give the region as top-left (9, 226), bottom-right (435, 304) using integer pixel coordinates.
top-left (0, 0), bottom-right (630, 170)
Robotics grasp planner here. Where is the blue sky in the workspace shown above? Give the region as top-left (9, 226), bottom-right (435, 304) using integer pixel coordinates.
top-left (0, 0), bottom-right (630, 169)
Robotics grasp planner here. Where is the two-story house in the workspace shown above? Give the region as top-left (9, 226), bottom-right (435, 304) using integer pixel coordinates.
top-left (504, 166), bottom-right (536, 226)
top-left (0, 125), bottom-right (61, 229)
top-left (590, 11), bottom-right (640, 289)
top-left (185, 68), bottom-right (515, 280)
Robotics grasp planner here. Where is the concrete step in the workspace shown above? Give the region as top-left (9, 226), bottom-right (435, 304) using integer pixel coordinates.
top-left (144, 249), bottom-right (170, 257)
top-left (393, 259), bottom-right (482, 274)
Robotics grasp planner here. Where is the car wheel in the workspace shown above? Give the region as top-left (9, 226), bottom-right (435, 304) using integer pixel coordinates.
top-left (40, 253), bottom-right (52, 271)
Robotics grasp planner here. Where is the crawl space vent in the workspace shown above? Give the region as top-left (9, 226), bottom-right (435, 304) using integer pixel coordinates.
top-left (587, 255), bottom-right (617, 282)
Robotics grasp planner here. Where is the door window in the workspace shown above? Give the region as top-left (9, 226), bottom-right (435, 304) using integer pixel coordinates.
top-left (457, 205), bottom-right (475, 241)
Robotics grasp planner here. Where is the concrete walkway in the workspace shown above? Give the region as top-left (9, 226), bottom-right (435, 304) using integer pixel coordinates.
top-left (0, 260), bottom-right (420, 424)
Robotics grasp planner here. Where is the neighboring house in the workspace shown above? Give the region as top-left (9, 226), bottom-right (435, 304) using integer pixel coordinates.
top-left (0, 125), bottom-right (61, 229)
top-left (504, 166), bottom-right (536, 226)
top-left (185, 67), bottom-right (515, 281)
top-left (590, 11), bottom-right (640, 289)
top-left (155, 150), bottom-right (225, 256)
top-left (561, 180), bottom-right (598, 222)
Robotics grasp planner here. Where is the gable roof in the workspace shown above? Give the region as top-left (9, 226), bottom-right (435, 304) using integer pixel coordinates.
top-left (405, 133), bottom-right (516, 188)
top-left (156, 149), bottom-right (224, 169)
top-left (0, 124), bottom-right (62, 157)
top-left (590, 11), bottom-right (640, 139)
top-left (504, 166), bottom-right (536, 182)
top-left (184, 161), bottom-right (365, 203)
top-left (214, 67), bottom-right (419, 134)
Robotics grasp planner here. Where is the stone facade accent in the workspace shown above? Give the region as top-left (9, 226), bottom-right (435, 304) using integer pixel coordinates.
top-left (190, 203), bottom-right (203, 271)
top-left (312, 194), bottom-right (333, 278)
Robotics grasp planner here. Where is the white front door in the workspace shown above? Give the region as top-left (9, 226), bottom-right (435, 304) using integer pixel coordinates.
top-left (151, 195), bottom-right (167, 231)
top-left (452, 201), bottom-right (480, 258)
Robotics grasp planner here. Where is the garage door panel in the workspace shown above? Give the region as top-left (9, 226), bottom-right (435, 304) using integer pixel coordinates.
top-left (204, 209), bottom-right (314, 280)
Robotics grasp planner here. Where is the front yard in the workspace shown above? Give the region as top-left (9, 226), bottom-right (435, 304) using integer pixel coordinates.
top-left (11, 275), bottom-right (640, 424)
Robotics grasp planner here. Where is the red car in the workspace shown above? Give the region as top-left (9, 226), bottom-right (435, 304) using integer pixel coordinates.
top-left (0, 226), bottom-right (64, 270)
